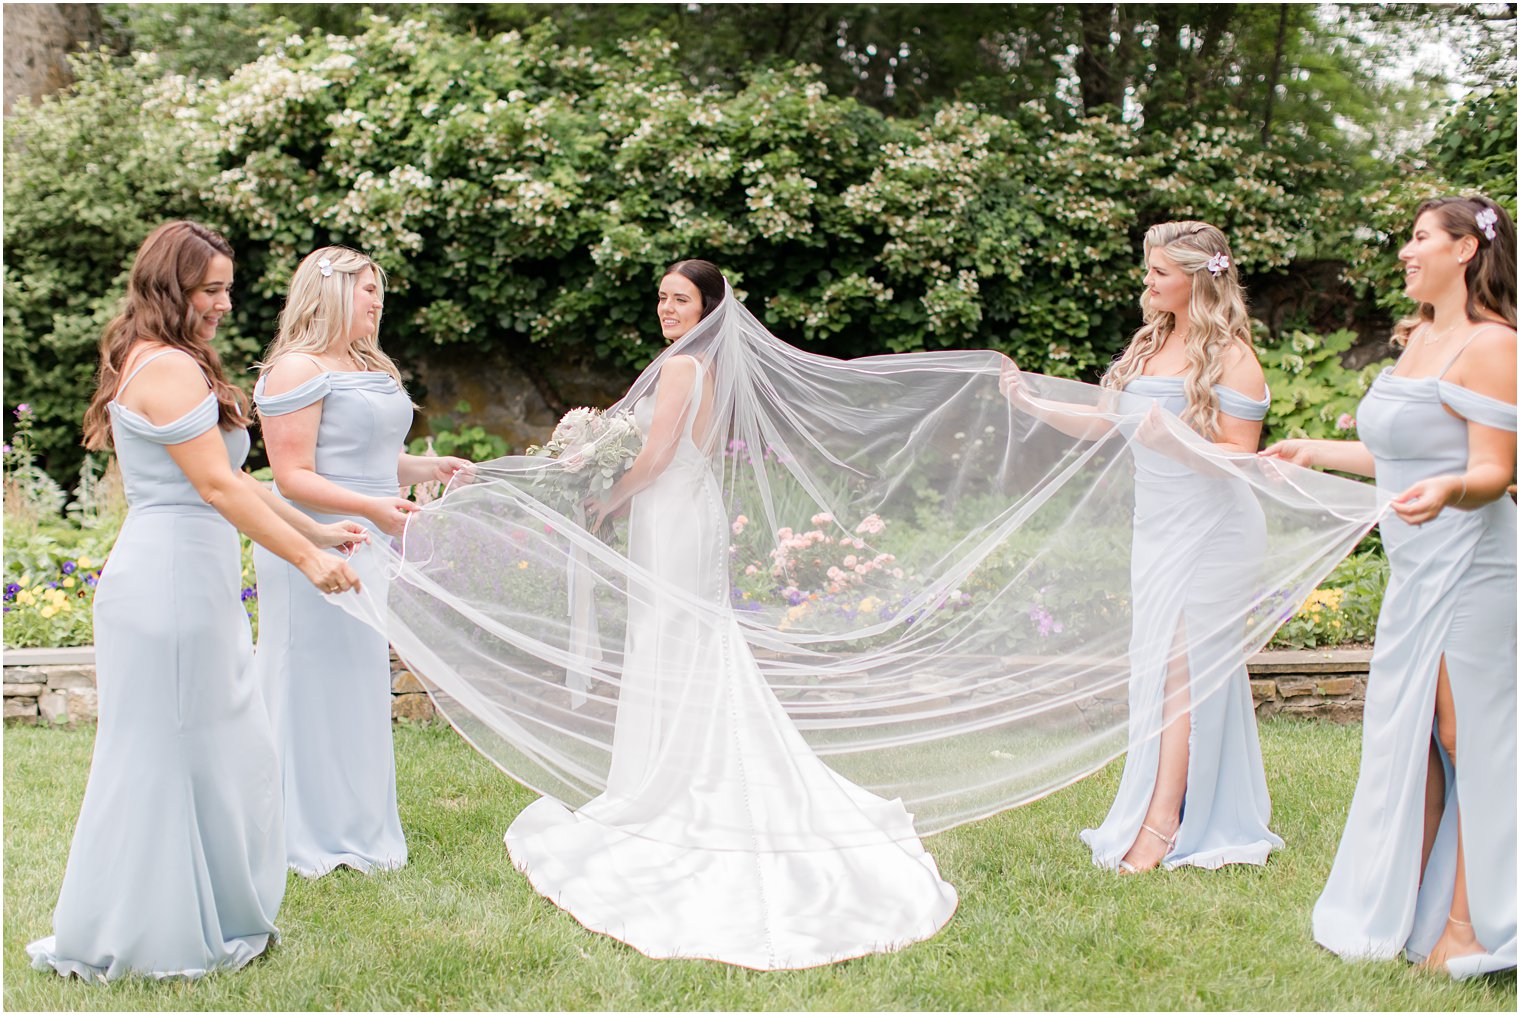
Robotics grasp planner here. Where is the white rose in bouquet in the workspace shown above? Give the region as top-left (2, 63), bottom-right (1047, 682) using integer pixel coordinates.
top-left (525, 406), bottom-right (644, 509)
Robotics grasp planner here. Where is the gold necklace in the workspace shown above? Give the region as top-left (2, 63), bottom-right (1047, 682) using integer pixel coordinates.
top-left (1422, 321), bottom-right (1462, 345)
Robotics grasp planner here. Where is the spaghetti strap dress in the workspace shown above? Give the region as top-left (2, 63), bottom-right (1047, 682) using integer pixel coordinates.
top-left (27, 349), bottom-right (285, 980)
top-left (1313, 338), bottom-right (1516, 979)
top-left (504, 359), bottom-right (958, 969)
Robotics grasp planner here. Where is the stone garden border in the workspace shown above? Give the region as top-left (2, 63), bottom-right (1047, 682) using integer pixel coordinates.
top-left (3, 645), bottom-right (1370, 726)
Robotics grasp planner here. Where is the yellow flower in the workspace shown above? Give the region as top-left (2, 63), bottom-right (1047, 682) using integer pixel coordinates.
top-left (518, 560), bottom-right (529, 570)
top-left (17, 590), bottom-right (36, 606)
top-left (1331, 619), bottom-right (1342, 628)
top-left (45, 589), bottom-right (66, 604)
top-left (859, 595), bottom-right (883, 613)
top-left (40, 606), bottom-right (57, 619)
top-left (76, 556), bottom-right (94, 569)
top-left (17, 575), bottom-right (30, 588)
top-left (62, 577), bottom-right (75, 588)
top-left (1299, 587), bottom-right (1345, 616)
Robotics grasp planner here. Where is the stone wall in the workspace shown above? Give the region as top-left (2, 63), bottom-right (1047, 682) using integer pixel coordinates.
top-left (3, 4), bottom-right (104, 115)
top-left (408, 347), bottom-right (631, 453)
top-left (3, 646), bottom-right (437, 724)
top-left (3, 646), bottom-right (1371, 727)
top-left (1245, 648), bottom-right (1372, 723)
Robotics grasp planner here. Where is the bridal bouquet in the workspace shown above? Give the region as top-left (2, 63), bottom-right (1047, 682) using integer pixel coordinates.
top-left (524, 407), bottom-right (644, 508)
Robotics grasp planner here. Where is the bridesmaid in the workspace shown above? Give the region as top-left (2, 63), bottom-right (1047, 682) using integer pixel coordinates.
top-left (1265, 196), bottom-right (1516, 977)
top-left (254, 246), bottom-right (469, 877)
top-left (28, 221), bottom-right (364, 981)
top-left (1006, 221), bottom-right (1280, 873)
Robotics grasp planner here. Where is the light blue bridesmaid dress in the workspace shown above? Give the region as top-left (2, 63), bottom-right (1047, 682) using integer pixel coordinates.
top-left (1081, 377), bottom-right (1284, 870)
top-left (1313, 338), bottom-right (1517, 979)
top-left (28, 349), bottom-right (285, 980)
top-left (253, 361), bottom-right (414, 877)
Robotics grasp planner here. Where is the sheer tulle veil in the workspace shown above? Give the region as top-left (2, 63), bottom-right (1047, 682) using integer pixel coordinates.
top-left (335, 282), bottom-right (1385, 845)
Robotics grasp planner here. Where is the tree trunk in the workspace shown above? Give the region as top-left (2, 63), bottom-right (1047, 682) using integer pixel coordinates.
top-left (1075, 3), bottom-right (1123, 113)
top-left (1261, 4), bottom-right (1290, 144)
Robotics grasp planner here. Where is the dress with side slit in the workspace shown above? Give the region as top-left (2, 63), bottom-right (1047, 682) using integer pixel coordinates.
top-left (1080, 377), bottom-right (1283, 870)
top-left (1312, 338), bottom-right (1517, 979)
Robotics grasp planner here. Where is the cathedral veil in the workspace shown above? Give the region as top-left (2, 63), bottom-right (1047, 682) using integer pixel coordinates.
top-left (334, 285), bottom-right (1386, 847)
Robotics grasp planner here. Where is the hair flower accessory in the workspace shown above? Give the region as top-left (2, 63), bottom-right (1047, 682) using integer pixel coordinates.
top-left (1475, 207), bottom-right (1498, 241)
top-left (1205, 252), bottom-right (1230, 277)
top-left (318, 257), bottom-right (334, 277)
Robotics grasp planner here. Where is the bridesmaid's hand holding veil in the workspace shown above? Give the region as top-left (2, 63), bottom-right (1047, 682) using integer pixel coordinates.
top-left (312, 519), bottom-right (370, 554)
top-left (367, 496), bottom-right (422, 538)
top-left (1390, 475), bottom-right (1465, 525)
top-left (998, 359), bottom-right (1026, 404)
top-left (297, 552), bottom-right (362, 596)
top-left (426, 455), bottom-right (473, 485)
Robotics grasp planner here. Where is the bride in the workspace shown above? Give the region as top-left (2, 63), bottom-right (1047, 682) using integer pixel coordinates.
top-left (335, 257), bottom-right (1383, 971)
top-left (503, 261), bottom-right (959, 969)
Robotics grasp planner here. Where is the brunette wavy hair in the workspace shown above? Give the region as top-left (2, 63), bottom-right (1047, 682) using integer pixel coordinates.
top-left (82, 221), bottom-right (248, 450)
top-left (1391, 195), bottom-right (1517, 347)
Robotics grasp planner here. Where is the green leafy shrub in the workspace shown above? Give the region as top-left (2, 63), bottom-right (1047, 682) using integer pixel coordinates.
top-left (408, 401), bottom-right (513, 462)
top-left (1269, 551), bottom-right (1387, 649)
top-left (5, 16), bottom-right (1355, 481)
top-left (1259, 328), bottom-right (1392, 443)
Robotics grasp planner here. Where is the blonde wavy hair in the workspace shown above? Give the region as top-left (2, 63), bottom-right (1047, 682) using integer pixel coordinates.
top-left (1102, 221), bottom-right (1253, 441)
top-left (259, 246), bottom-right (406, 388)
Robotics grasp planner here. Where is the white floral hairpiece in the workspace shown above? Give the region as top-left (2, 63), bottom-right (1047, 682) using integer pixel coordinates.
top-left (318, 257), bottom-right (334, 277)
top-left (1475, 207), bottom-right (1498, 241)
top-left (1205, 252), bottom-right (1230, 277)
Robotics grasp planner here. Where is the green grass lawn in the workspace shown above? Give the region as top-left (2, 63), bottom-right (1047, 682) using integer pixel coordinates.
top-left (4, 719), bottom-right (1514, 1011)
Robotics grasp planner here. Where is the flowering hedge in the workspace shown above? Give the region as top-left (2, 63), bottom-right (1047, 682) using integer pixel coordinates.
top-left (6, 14), bottom-right (1351, 480)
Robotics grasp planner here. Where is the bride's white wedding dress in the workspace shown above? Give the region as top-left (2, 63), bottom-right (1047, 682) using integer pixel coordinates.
top-left (329, 286), bottom-right (1384, 972)
top-left (504, 359), bottom-right (958, 969)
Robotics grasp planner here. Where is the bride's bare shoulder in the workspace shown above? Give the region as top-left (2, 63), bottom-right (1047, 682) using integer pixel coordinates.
top-left (658, 355), bottom-right (701, 386)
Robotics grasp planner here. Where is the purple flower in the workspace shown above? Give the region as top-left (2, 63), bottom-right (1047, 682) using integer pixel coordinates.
top-left (240, 587), bottom-right (257, 602)
top-left (3, 583), bottom-right (18, 599)
top-left (60, 561), bottom-right (77, 575)
top-left (1, 444), bottom-right (10, 454)
top-left (46, 581), bottom-right (59, 589)
top-left (14, 403), bottom-right (30, 417)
